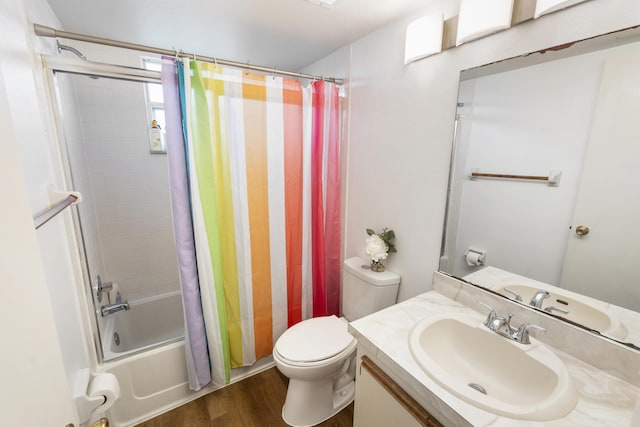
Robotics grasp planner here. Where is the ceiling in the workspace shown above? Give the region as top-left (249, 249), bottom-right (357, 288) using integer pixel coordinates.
top-left (46, 0), bottom-right (430, 72)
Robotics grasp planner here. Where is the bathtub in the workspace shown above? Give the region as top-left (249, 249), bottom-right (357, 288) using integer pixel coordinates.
top-left (102, 291), bottom-right (184, 361)
top-left (100, 291), bottom-right (275, 426)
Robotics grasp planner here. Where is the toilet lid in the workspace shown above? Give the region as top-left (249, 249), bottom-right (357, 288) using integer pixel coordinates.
top-left (275, 315), bottom-right (355, 363)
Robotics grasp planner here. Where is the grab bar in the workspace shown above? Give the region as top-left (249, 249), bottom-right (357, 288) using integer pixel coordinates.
top-left (469, 169), bottom-right (562, 186)
top-left (33, 194), bottom-right (79, 229)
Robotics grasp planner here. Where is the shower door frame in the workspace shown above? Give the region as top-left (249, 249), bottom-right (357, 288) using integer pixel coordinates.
top-left (43, 55), bottom-right (161, 363)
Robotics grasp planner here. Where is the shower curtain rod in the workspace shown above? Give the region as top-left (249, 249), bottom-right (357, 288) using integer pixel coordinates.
top-left (34, 24), bottom-right (344, 85)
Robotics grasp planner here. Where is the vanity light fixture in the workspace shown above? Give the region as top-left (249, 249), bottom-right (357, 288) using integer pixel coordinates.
top-left (534, 0), bottom-right (588, 18)
top-left (404, 14), bottom-right (444, 64)
top-left (456, 0), bottom-right (514, 46)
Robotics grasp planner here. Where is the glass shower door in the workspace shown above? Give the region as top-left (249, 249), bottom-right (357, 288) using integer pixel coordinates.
top-left (52, 70), bottom-right (184, 361)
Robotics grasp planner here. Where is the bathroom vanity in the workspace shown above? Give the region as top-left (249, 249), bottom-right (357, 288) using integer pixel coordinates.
top-left (349, 273), bottom-right (640, 426)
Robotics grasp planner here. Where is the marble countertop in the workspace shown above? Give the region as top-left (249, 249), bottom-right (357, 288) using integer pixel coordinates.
top-left (348, 290), bottom-right (639, 426)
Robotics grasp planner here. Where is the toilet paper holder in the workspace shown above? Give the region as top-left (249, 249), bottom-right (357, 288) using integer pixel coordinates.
top-left (464, 248), bottom-right (486, 267)
top-left (74, 369), bottom-right (120, 423)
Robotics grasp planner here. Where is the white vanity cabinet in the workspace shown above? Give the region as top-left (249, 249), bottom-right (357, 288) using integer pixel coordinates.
top-left (354, 355), bottom-right (443, 427)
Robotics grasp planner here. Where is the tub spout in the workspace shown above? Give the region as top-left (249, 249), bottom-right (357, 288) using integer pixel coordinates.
top-left (101, 302), bottom-right (130, 316)
top-left (101, 291), bottom-right (130, 316)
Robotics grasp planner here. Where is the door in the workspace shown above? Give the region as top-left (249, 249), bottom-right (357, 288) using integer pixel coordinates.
top-left (560, 53), bottom-right (640, 312)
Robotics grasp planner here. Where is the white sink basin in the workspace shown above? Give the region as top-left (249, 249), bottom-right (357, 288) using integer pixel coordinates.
top-left (494, 283), bottom-right (627, 340)
top-left (409, 313), bottom-right (578, 420)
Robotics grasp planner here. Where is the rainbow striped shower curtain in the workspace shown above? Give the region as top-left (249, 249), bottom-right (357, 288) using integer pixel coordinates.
top-left (176, 59), bottom-right (341, 385)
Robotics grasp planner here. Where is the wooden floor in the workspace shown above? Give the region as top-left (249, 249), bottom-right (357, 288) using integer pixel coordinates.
top-left (136, 367), bottom-right (354, 427)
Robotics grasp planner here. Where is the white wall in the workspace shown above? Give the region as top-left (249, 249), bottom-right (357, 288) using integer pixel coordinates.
top-left (0, 0), bottom-right (90, 424)
top-left (304, 0), bottom-right (640, 302)
top-left (24, 0), bottom-right (98, 382)
top-left (0, 72), bottom-right (76, 426)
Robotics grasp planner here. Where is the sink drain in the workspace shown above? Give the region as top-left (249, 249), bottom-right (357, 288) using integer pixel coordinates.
top-left (468, 383), bottom-right (487, 395)
top-left (114, 332), bottom-right (120, 346)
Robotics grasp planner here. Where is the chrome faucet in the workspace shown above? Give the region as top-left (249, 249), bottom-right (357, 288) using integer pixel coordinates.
top-left (512, 323), bottom-right (547, 345)
top-left (478, 301), bottom-right (545, 344)
top-left (502, 287), bottom-right (523, 302)
top-left (478, 301), bottom-right (515, 337)
top-left (528, 290), bottom-right (570, 316)
top-left (478, 301), bottom-right (503, 328)
top-left (101, 291), bottom-right (130, 316)
top-left (529, 290), bottom-right (550, 308)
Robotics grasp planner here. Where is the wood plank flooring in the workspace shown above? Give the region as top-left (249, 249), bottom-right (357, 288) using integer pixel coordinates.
top-left (136, 367), bottom-right (354, 427)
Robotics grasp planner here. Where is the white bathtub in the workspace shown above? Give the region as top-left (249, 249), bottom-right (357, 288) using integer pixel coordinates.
top-left (99, 290), bottom-right (275, 426)
top-left (102, 291), bottom-right (184, 361)
top-left (101, 291), bottom-right (192, 426)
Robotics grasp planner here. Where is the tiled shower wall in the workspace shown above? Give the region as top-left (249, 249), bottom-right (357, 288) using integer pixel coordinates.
top-left (68, 74), bottom-right (179, 302)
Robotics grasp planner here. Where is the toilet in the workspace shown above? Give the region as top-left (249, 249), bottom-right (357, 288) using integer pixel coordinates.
top-left (273, 256), bottom-right (401, 427)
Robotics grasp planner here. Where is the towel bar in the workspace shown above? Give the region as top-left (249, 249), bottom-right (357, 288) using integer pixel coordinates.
top-left (33, 194), bottom-right (79, 229)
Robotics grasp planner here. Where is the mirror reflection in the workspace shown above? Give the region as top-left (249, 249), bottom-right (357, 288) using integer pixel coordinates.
top-left (441, 27), bottom-right (640, 348)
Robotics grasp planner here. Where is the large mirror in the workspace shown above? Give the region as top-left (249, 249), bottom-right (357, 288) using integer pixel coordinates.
top-left (440, 26), bottom-right (640, 349)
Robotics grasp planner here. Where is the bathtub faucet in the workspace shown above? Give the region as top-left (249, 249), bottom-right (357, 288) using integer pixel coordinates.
top-left (101, 291), bottom-right (130, 316)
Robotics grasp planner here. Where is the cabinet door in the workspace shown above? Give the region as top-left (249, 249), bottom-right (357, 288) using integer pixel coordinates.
top-left (354, 356), bottom-right (443, 427)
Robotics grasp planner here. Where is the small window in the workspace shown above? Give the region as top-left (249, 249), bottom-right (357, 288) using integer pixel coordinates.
top-left (142, 57), bottom-right (166, 153)
top-left (146, 83), bottom-right (164, 104)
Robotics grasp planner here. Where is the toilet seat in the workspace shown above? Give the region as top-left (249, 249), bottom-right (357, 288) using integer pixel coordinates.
top-left (274, 315), bottom-right (356, 364)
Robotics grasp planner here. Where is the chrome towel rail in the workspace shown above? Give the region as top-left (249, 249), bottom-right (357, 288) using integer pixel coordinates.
top-left (33, 194), bottom-right (79, 229)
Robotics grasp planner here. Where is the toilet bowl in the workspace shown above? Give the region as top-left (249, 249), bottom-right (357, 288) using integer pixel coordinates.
top-left (273, 257), bottom-right (400, 427)
top-left (273, 315), bottom-right (357, 426)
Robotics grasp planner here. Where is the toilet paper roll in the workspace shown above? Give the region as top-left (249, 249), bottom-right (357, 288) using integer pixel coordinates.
top-left (88, 373), bottom-right (120, 412)
top-left (465, 251), bottom-right (484, 267)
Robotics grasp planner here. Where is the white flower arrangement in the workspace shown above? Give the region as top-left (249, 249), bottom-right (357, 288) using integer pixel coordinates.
top-left (364, 234), bottom-right (389, 262)
top-left (363, 228), bottom-right (397, 271)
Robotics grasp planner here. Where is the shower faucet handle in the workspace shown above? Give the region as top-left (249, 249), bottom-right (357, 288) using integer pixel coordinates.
top-left (96, 275), bottom-right (113, 303)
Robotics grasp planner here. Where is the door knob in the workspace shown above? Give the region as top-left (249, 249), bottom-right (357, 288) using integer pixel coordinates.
top-left (575, 225), bottom-right (590, 236)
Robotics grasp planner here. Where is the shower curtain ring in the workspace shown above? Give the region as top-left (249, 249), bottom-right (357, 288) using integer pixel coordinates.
top-left (173, 48), bottom-right (181, 63)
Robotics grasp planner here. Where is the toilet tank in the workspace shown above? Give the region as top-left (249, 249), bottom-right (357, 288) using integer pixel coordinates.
top-left (342, 257), bottom-right (400, 321)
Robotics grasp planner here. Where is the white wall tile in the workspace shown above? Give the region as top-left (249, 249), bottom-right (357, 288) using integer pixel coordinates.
top-left (65, 75), bottom-right (179, 301)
